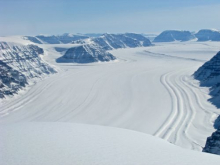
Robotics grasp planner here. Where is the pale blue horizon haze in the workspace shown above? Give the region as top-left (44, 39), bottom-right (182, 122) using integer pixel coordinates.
top-left (0, 0), bottom-right (220, 36)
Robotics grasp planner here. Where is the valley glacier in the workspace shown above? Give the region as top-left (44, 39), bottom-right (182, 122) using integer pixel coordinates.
top-left (1, 34), bottom-right (220, 164)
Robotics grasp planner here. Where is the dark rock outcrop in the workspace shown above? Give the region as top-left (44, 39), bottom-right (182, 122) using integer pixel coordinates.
top-left (194, 51), bottom-right (220, 108)
top-left (0, 60), bottom-right (27, 98)
top-left (203, 129), bottom-right (220, 154)
top-left (194, 51), bottom-right (220, 87)
top-left (194, 51), bottom-right (220, 155)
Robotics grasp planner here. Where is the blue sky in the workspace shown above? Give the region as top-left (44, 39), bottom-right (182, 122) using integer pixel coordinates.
top-left (0, 0), bottom-right (220, 35)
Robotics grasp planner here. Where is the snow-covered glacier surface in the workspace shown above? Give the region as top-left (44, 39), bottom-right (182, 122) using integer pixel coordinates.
top-left (1, 37), bottom-right (220, 164)
top-left (1, 122), bottom-right (220, 165)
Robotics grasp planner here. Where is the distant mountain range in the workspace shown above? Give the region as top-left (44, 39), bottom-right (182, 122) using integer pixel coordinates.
top-left (0, 33), bottom-right (153, 97)
top-left (2, 30), bottom-right (220, 98)
top-left (24, 33), bottom-right (89, 44)
top-left (58, 33), bottom-right (152, 63)
top-left (73, 33), bottom-right (152, 49)
top-left (23, 29), bottom-right (220, 45)
top-left (195, 29), bottom-right (220, 41)
top-left (153, 29), bottom-right (220, 42)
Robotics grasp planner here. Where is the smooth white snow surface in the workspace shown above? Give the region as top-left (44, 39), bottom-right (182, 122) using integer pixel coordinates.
top-left (1, 39), bottom-right (220, 164)
top-left (1, 122), bottom-right (220, 165)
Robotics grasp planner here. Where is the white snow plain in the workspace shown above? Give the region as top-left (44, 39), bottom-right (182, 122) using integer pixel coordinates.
top-left (1, 38), bottom-right (220, 164)
top-left (1, 122), bottom-right (220, 165)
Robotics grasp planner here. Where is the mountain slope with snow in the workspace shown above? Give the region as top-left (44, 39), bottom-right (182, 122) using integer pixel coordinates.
top-left (153, 30), bottom-right (195, 42)
top-left (0, 42), bottom-right (56, 98)
top-left (60, 33), bottom-right (151, 63)
top-left (194, 51), bottom-right (220, 101)
top-left (194, 51), bottom-right (220, 155)
top-left (1, 122), bottom-right (220, 165)
top-left (73, 33), bottom-right (152, 50)
top-left (92, 33), bottom-right (152, 50)
top-left (57, 44), bottom-right (116, 63)
top-left (195, 29), bottom-right (220, 41)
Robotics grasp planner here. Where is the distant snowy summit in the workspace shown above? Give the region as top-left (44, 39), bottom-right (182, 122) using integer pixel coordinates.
top-left (73, 33), bottom-right (152, 50)
top-left (153, 29), bottom-right (220, 42)
top-left (195, 29), bottom-right (220, 41)
top-left (153, 30), bottom-right (195, 42)
top-left (24, 33), bottom-right (89, 44)
top-left (194, 51), bottom-right (220, 155)
top-left (92, 33), bottom-right (152, 50)
top-left (0, 42), bottom-right (56, 98)
top-left (24, 33), bottom-right (153, 47)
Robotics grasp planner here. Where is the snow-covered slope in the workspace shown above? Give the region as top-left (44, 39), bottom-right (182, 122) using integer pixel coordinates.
top-left (153, 30), bottom-right (195, 42)
top-left (195, 29), bottom-right (220, 41)
top-left (1, 122), bottom-right (220, 165)
top-left (0, 42), bottom-right (56, 98)
top-left (57, 44), bottom-right (116, 63)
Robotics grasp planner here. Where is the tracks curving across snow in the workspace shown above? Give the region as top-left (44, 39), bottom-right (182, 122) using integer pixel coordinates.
top-left (154, 64), bottom-right (217, 150)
